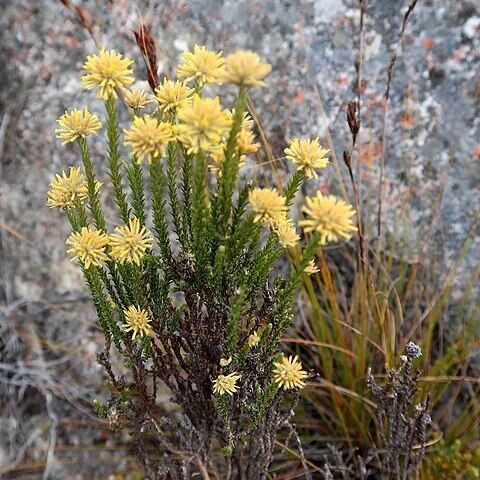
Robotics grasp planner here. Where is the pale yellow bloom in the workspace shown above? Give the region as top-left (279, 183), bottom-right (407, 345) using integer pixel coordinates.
top-left (66, 227), bottom-right (109, 269)
top-left (209, 147), bottom-right (246, 176)
top-left (55, 108), bottom-right (102, 146)
top-left (209, 147), bottom-right (227, 175)
top-left (225, 110), bottom-right (255, 131)
top-left (248, 188), bottom-right (287, 228)
top-left (284, 138), bottom-right (330, 179)
top-left (236, 128), bottom-right (260, 156)
top-left (209, 112), bottom-right (258, 175)
top-left (299, 192), bottom-right (357, 244)
top-left (122, 305), bottom-right (152, 340)
top-left (154, 78), bottom-right (194, 113)
top-left (248, 330), bottom-right (261, 348)
top-left (223, 111), bottom-right (260, 155)
top-left (123, 88), bottom-right (151, 109)
top-left (220, 50), bottom-right (271, 87)
top-left (212, 372), bottom-right (241, 396)
top-left (220, 356), bottom-right (232, 367)
top-left (47, 167), bottom-right (88, 209)
top-left (123, 115), bottom-right (173, 164)
top-left (273, 355), bottom-right (308, 390)
top-left (274, 219), bottom-right (300, 248)
top-left (109, 218), bottom-right (154, 265)
top-left (177, 45), bottom-right (224, 86)
top-left (304, 259), bottom-right (320, 275)
top-left (82, 48), bottom-right (134, 99)
top-left (175, 95), bottom-right (231, 154)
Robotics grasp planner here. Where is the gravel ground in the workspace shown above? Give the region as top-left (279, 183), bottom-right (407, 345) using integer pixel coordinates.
top-left (0, 0), bottom-right (479, 478)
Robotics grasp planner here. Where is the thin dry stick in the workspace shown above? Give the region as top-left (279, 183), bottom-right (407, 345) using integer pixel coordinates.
top-left (196, 457), bottom-right (213, 480)
top-left (57, 0), bottom-right (100, 47)
top-left (342, 0), bottom-right (368, 273)
top-left (377, 0), bottom-right (419, 237)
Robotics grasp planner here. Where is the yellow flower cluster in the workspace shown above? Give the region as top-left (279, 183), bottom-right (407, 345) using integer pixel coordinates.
top-left (56, 108), bottom-right (102, 146)
top-left (274, 219), bottom-right (300, 249)
top-left (220, 356), bottom-right (232, 367)
top-left (300, 192), bottom-right (357, 244)
top-left (248, 330), bottom-right (261, 348)
top-left (154, 78), bottom-right (194, 114)
top-left (122, 305), bottom-right (152, 340)
top-left (210, 112), bottom-right (259, 175)
top-left (247, 188), bottom-right (300, 248)
top-left (175, 95), bottom-right (231, 154)
top-left (66, 227), bottom-right (109, 269)
top-left (82, 48), bottom-right (134, 100)
top-left (65, 219), bottom-right (153, 269)
top-left (123, 88), bottom-right (151, 110)
top-left (248, 188), bottom-right (287, 228)
top-left (284, 138), bottom-right (330, 179)
top-left (177, 45), bottom-right (224, 86)
top-left (47, 167), bottom-right (88, 210)
top-left (221, 50), bottom-right (271, 87)
top-left (109, 218), bottom-right (154, 265)
top-left (304, 259), bottom-right (320, 275)
top-left (212, 372), bottom-right (241, 396)
top-left (273, 355), bottom-right (308, 390)
top-left (123, 115), bottom-right (173, 164)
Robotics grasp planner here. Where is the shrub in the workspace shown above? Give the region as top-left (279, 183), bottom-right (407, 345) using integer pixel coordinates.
top-left (48, 46), bottom-right (357, 479)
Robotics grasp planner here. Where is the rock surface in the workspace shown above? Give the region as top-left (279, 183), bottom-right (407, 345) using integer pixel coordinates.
top-left (1, 0), bottom-right (479, 477)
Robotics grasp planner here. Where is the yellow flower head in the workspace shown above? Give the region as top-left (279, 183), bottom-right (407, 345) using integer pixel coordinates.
top-left (209, 147), bottom-right (246, 176)
top-left (154, 78), bottom-right (194, 113)
top-left (304, 259), bottom-right (320, 275)
top-left (248, 330), bottom-right (261, 348)
top-left (210, 112), bottom-right (258, 175)
top-left (66, 227), bottom-right (109, 269)
top-left (274, 219), bottom-right (300, 249)
top-left (122, 305), bottom-right (152, 340)
top-left (109, 218), bottom-right (154, 265)
top-left (299, 192), bottom-right (357, 244)
top-left (47, 167), bottom-right (88, 210)
top-left (248, 188), bottom-right (287, 227)
top-left (210, 147), bottom-right (226, 175)
top-left (212, 372), bottom-right (241, 396)
top-left (123, 115), bottom-right (173, 164)
top-left (284, 138), bottom-right (330, 179)
top-left (55, 108), bottom-right (102, 146)
top-left (236, 128), bottom-right (260, 157)
top-left (226, 111), bottom-right (260, 154)
top-left (82, 48), bottom-right (134, 100)
top-left (226, 110), bottom-right (255, 131)
top-left (220, 50), bottom-right (271, 87)
top-left (177, 45), bottom-right (224, 86)
top-left (123, 88), bottom-right (151, 109)
top-left (220, 356), bottom-right (232, 367)
top-left (273, 355), bottom-right (308, 390)
top-left (175, 95), bottom-right (231, 154)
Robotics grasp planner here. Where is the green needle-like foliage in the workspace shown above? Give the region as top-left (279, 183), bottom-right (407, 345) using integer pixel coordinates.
top-left (49, 45), bottom-right (355, 479)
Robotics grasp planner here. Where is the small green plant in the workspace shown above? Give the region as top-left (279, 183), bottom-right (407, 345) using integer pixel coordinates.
top-left (421, 440), bottom-right (480, 480)
top-left (48, 46), bottom-right (357, 478)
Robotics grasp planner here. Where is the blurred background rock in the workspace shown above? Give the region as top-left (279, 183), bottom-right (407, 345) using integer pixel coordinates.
top-left (1, 0), bottom-right (478, 477)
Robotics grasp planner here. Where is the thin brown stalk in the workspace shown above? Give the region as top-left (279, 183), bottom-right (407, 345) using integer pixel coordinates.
top-left (132, 18), bottom-right (160, 91)
top-left (57, 0), bottom-right (100, 47)
top-left (377, 0), bottom-right (419, 237)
